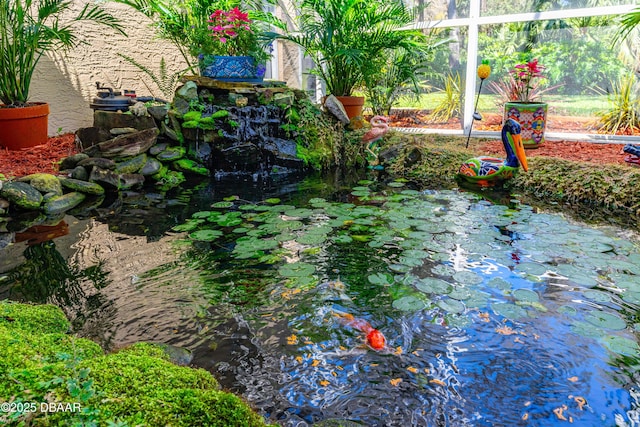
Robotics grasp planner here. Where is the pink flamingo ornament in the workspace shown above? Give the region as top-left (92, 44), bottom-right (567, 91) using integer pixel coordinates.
top-left (362, 115), bottom-right (389, 169)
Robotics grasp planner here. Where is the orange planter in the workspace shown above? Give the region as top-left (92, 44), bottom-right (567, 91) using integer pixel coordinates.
top-left (0, 102), bottom-right (49, 150)
top-left (335, 96), bottom-right (365, 119)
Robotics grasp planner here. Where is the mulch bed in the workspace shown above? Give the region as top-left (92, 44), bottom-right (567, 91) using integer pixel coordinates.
top-left (0, 133), bottom-right (77, 178)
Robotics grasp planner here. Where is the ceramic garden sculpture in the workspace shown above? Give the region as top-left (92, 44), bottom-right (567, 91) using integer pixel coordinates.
top-left (458, 119), bottom-right (529, 186)
top-left (362, 115), bottom-right (389, 169)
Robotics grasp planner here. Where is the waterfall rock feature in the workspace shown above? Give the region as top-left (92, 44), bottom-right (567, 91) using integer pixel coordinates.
top-left (174, 78), bottom-right (306, 176)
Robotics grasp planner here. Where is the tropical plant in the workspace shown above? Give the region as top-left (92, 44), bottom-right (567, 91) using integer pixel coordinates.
top-left (364, 47), bottom-right (434, 116)
top-left (615, 6), bottom-right (640, 44)
top-left (429, 72), bottom-right (462, 123)
top-left (488, 57), bottom-right (557, 108)
top-left (0, 0), bottom-right (125, 106)
top-left (264, 0), bottom-right (431, 97)
top-left (596, 73), bottom-right (640, 135)
top-left (115, 0), bottom-right (283, 72)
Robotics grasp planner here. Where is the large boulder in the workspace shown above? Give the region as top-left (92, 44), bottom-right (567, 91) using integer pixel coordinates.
top-left (18, 173), bottom-right (62, 196)
top-left (83, 128), bottom-right (159, 159)
top-left (0, 182), bottom-right (43, 210)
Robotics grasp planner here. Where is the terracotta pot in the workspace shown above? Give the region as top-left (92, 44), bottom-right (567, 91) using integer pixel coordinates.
top-left (0, 102), bottom-right (49, 150)
top-left (335, 96), bottom-right (365, 119)
top-left (504, 102), bottom-right (547, 148)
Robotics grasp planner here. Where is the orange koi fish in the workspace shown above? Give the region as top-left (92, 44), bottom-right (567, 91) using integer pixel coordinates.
top-left (333, 310), bottom-right (387, 351)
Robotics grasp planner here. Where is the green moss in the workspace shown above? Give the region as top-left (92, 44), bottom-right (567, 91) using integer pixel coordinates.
top-left (0, 304), bottom-right (273, 427)
top-left (183, 111), bottom-right (202, 122)
top-left (0, 301), bottom-right (70, 334)
top-left (211, 110), bottom-right (229, 119)
top-left (182, 120), bottom-right (200, 129)
top-left (174, 159), bottom-right (209, 176)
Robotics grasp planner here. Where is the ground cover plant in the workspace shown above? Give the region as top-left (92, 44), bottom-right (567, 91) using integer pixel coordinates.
top-left (0, 301), bottom-right (272, 426)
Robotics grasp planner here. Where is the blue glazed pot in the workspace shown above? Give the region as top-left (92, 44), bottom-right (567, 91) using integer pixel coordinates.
top-left (198, 55), bottom-right (265, 83)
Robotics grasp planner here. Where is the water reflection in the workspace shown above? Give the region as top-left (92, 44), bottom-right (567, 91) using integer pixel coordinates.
top-left (0, 175), bottom-right (639, 426)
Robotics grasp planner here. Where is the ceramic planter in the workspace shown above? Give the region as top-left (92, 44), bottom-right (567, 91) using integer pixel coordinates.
top-left (335, 96), bottom-right (365, 119)
top-left (0, 103), bottom-right (49, 150)
top-left (504, 102), bottom-right (547, 148)
top-left (198, 55), bottom-right (265, 83)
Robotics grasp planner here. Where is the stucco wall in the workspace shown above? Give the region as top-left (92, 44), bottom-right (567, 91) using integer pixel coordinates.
top-left (29, 1), bottom-right (302, 136)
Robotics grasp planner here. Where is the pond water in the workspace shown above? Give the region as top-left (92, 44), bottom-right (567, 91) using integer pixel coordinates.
top-left (1, 173), bottom-right (640, 426)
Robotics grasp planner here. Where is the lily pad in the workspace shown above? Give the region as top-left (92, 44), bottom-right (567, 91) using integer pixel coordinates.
top-left (491, 302), bottom-right (527, 319)
top-left (211, 201), bottom-right (234, 208)
top-left (513, 288), bottom-right (540, 303)
top-left (189, 229), bottom-right (223, 242)
top-left (415, 278), bottom-right (452, 295)
top-left (453, 270), bottom-right (483, 285)
top-left (332, 235), bottom-right (353, 244)
top-left (172, 219), bottom-right (204, 232)
top-left (437, 298), bottom-right (466, 314)
top-left (603, 336), bottom-right (639, 356)
top-left (278, 262), bottom-right (316, 278)
top-left (584, 311), bottom-right (626, 330)
top-left (368, 273), bottom-right (394, 286)
top-left (392, 295), bottom-right (426, 311)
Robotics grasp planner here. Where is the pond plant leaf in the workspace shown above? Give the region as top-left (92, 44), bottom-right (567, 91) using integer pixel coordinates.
top-left (211, 201), bottom-right (234, 208)
top-left (172, 219), bottom-right (204, 232)
top-left (392, 295), bottom-right (426, 311)
top-left (368, 273), bottom-right (394, 286)
top-left (189, 229), bottom-right (223, 242)
top-left (603, 336), bottom-right (639, 356)
top-left (278, 262), bottom-right (316, 278)
top-left (584, 311), bottom-right (626, 331)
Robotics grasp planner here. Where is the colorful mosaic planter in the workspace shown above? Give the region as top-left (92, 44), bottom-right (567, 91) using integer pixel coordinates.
top-left (198, 55), bottom-right (266, 83)
top-left (504, 102), bottom-right (547, 148)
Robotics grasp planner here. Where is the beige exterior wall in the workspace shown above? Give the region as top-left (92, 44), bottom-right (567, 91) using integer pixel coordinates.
top-left (30, 1), bottom-right (302, 136)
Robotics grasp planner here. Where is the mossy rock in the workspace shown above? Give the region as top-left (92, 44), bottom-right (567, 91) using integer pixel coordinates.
top-left (115, 153), bottom-right (148, 174)
top-left (18, 173), bottom-right (63, 196)
top-left (60, 178), bottom-right (105, 195)
top-left (140, 157), bottom-right (163, 176)
top-left (43, 192), bottom-right (86, 215)
top-left (156, 146), bottom-right (186, 162)
top-left (0, 181), bottom-right (43, 210)
top-left (173, 159), bottom-right (209, 176)
top-left (151, 165), bottom-right (169, 181)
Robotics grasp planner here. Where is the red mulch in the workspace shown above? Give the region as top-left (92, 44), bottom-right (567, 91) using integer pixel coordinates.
top-left (0, 133), bottom-right (77, 178)
top-left (388, 111), bottom-right (637, 167)
top-left (0, 117), bottom-right (637, 179)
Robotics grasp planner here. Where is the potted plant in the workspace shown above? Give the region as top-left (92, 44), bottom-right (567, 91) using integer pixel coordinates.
top-left (115, 0), bottom-right (283, 80)
top-left (0, 0), bottom-right (125, 150)
top-left (264, 0), bottom-right (429, 119)
top-left (197, 6), bottom-right (271, 82)
top-left (490, 58), bottom-right (552, 148)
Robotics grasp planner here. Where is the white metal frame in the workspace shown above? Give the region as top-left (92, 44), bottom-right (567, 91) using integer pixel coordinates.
top-left (414, 3), bottom-right (639, 140)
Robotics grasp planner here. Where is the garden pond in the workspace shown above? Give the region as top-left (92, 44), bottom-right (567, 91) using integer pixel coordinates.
top-left (1, 172), bottom-right (640, 426)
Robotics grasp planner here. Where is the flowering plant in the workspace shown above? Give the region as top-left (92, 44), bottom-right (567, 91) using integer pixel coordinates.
top-left (508, 58), bottom-right (547, 103)
top-left (200, 7), bottom-right (270, 64)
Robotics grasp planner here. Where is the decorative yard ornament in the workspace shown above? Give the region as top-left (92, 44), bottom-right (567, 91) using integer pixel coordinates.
top-left (362, 115), bottom-right (390, 169)
top-left (466, 59), bottom-right (492, 148)
top-left (458, 119), bottom-right (528, 186)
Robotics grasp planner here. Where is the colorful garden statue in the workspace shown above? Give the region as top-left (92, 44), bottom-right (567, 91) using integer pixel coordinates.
top-left (362, 115), bottom-right (389, 169)
top-left (623, 144), bottom-right (640, 166)
top-left (458, 119), bottom-right (529, 186)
